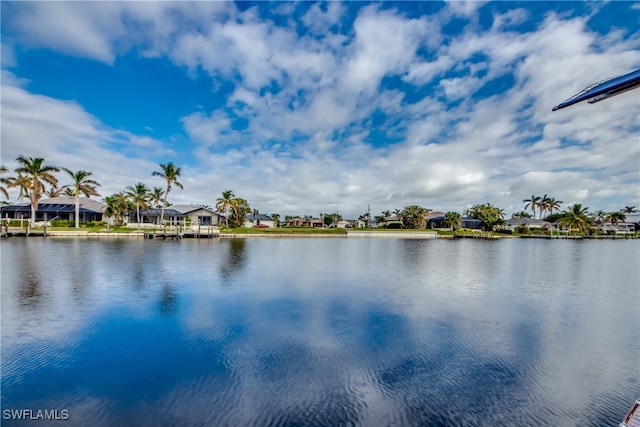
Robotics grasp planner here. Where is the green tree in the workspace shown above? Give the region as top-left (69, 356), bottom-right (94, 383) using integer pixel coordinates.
top-left (623, 206), bottom-right (638, 214)
top-left (152, 162), bottom-right (183, 225)
top-left (511, 211), bottom-right (532, 219)
top-left (8, 173), bottom-right (32, 202)
top-left (64, 169), bottom-right (101, 228)
top-left (0, 166), bottom-right (10, 200)
top-left (444, 211), bottom-right (462, 230)
top-left (15, 156), bottom-right (60, 227)
top-left (104, 193), bottom-right (134, 226)
top-left (467, 203), bottom-right (505, 231)
top-left (126, 182), bottom-right (150, 231)
top-left (216, 190), bottom-right (235, 228)
top-left (323, 213), bottom-right (336, 227)
top-left (559, 204), bottom-right (591, 235)
top-left (523, 194), bottom-right (542, 219)
top-left (401, 205), bottom-right (428, 229)
top-left (606, 211), bottom-right (626, 233)
top-left (149, 187), bottom-right (165, 209)
top-left (229, 197), bottom-right (250, 228)
top-left (271, 213), bottom-right (280, 227)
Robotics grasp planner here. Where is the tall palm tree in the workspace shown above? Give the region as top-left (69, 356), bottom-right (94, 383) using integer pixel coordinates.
top-left (623, 206), bottom-right (638, 214)
top-left (152, 162), bottom-right (183, 225)
top-left (546, 197), bottom-right (562, 217)
top-left (126, 182), bottom-right (150, 231)
top-left (523, 194), bottom-right (542, 219)
top-left (64, 169), bottom-right (101, 228)
top-left (216, 190), bottom-right (235, 228)
top-left (15, 156), bottom-right (60, 226)
top-left (0, 166), bottom-right (10, 200)
top-left (559, 203), bottom-right (591, 235)
top-left (149, 187), bottom-right (165, 209)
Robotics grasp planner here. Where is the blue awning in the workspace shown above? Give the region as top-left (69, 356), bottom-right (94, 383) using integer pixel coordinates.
top-left (552, 68), bottom-right (640, 111)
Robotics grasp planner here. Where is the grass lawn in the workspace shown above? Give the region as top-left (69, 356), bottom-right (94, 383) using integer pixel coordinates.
top-left (220, 227), bottom-right (347, 235)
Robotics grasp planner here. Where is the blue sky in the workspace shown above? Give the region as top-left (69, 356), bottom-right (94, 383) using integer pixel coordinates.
top-left (1, 1), bottom-right (639, 218)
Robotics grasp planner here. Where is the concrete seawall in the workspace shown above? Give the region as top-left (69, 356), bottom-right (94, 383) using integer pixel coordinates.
top-left (347, 231), bottom-right (438, 239)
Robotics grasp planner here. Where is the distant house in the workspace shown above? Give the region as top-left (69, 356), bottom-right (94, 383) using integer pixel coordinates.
top-left (426, 211), bottom-right (447, 228)
top-left (336, 219), bottom-right (365, 228)
top-left (245, 214), bottom-right (276, 228)
top-left (381, 215), bottom-right (403, 228)
top-left (506, 218), bottom-right (554, 231)
top-left (286, 217), bottom-right (324, 227)
top-left (461, 217), bottom-right (482, 230)
top-left (0, 197), bottom-right (106, 223)
top-left (131, 205), bottom-right (224, 226)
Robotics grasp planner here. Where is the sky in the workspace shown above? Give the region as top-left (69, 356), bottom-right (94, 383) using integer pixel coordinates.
top-left (1, 1), bottom-right (639, 218)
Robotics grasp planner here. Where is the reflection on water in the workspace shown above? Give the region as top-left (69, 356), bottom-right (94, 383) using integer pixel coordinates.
top-left (1, 237), bottom-right (638, 426)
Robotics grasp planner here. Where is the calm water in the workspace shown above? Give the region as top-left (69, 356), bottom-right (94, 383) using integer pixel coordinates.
top-left (1, 237), bottom-right (638, 426)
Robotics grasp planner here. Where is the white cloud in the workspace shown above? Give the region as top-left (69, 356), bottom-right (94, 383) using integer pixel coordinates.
top-left (0, 72), bottom-right (165, 200)
top-left (2, 3), bottom-right (639, 217)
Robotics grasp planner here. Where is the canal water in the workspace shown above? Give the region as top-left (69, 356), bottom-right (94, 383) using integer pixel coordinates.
top-left (1, 237), bottom-right (638, 426)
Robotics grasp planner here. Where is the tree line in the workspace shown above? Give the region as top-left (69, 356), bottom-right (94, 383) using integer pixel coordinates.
top-left (1, 156), bottom-right (637, 233)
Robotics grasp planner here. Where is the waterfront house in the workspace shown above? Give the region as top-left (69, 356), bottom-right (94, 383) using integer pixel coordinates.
top-left (286, 217), bottom-right (324, 227)
top-left (461, 217), bottom-right (482, 230)
top-left (505, 218), bottom-right (554, 232)
top-left (131, 205), bottom-right (224, 227)
top-left (245, 214), bottom-right (276, 228)
top-left (0, 197), bottom-right (106, 224)
top-left (380, 215), bottom-right (403, 228)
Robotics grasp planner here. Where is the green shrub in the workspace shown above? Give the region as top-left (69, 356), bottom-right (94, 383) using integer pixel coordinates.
top-left (386, 222), bottom-right (403, 229)
top-left (50, 220), bottom-right (74, 227)
top-left (495, 229), bottom-right (513, 235)
top-left (515, 225), bottom-right (529, 234)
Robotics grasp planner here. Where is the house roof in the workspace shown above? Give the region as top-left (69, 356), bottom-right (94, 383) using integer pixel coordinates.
top-left (170, 204), bottom-right (218, 215)
top-left (42, 197), bottom-right (106, 212)
top-left (506, 218), bottom-right (552, 226)
top-left (247, 214), bottom-right (274, 221)
top-left (0, 197), bottom-right (106, 214)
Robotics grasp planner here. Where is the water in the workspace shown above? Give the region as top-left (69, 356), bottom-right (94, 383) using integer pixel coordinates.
top-left (1, 237), bottom-right (638, 426)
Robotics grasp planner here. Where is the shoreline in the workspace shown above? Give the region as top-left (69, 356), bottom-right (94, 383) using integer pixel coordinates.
top-left (1, 230), bottom-right (638, 240)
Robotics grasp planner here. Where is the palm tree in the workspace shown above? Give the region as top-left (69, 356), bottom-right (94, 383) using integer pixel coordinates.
top-left (546, 197), bottom-right (563, 217)
top-left (559, 204), bottom-right (591, 235)
top-left (0, 166), bottom-right (10, 200)
top-left (64, 169), bottom-right (101, 228)
top-left (149, 187), bottom-right (165, 209)
top-left (152, 162), bottom-right (183, 225)
top-left (511, 211), bottom-right (532, 219)
top-left (126, 182), bottom-right (150, 231)
top-left (8, 173), bottom-right (32, 202)
top-left (607, 211), bottom-right (626, 233)
top-left (623, 206), bottom-right (638, 214)
top-left (63, 187), bottom-right (76, 197)
top-left (523, 194), bottom-right (542, 219)
top-left (15, 156), bottom-right (60, 226)
top-left (271, 213), bottom-right (280, 227)
top-left (104, 193), bottom-right (133, 226)
top-left (216, 190), bottom-right (235, 228)
top-left (444, 211), bottom-right (462, 230)
top-left (45, 186), bottom-right (64, 198)
top-left (229, 197), bottom-right (250, 228)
